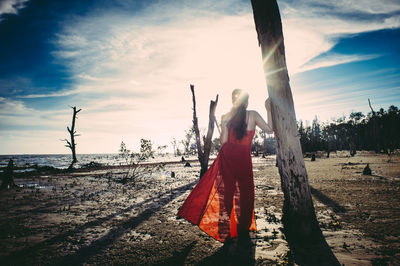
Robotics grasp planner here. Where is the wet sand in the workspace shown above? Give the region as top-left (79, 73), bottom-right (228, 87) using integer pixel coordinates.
top-left (0, 151), bottom-right (399, 265)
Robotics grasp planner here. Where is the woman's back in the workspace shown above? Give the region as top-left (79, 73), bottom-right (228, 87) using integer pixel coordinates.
top-left (227, 129), bottom-right (255, 147)
top-left (223, 110), bottom-right (265, 146)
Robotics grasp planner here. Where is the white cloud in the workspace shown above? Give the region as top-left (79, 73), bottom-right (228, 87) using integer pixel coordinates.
top-left (2, 0), bottom-right (400, 154)
top-left (299, 53), bottom-right (380, 73)
top-left (0, 97), bottom-right (68, 127)
top-left (0, 96), bottom-right (30, 115)
top-left (280, 0), bottom-right (400, 73)
top-left (0, 0), bottom-right (29, 19)
top-left (16, 89), bottom-right (78, 98)
top-left (50, 2), bottom-right (269, 152)
top-left (323, 0), bottom-right (400, 14)
top-left (48, 0), bottom-right (400, 151)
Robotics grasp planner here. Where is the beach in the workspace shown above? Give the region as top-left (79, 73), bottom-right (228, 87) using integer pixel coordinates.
top-left (0, 151), bottom-right (399, 265)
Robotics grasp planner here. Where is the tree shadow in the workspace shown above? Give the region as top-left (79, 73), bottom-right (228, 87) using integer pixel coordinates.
top-left (283, 219), bottom-right (340, 265)
top-left (197, 232), bottom-right (256, 266)
top-left (370, 174), bottom-right (398, 181)
top-left (3, 180), bottom-right (198, 265)
top-left (155, 241), bottom-right (197, 266)
top-left (310, 186), bottom-right (347, 213)
top-left (282, 205), bottom-right (341, 265)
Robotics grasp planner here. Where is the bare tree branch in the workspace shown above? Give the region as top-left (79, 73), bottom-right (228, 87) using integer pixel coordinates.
top-left (190, 84), bottom-right (219, 178)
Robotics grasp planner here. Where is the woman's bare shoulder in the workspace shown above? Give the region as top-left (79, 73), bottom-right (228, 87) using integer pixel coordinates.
top-left (247, 110), bottom-right (260, 117)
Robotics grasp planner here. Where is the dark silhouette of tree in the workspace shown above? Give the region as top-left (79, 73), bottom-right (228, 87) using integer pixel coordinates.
top-left (211, 137), bottom-right (221, 154)
top-left (62, 106), bottom-right (81, 169)
top-left (295, 104), bottom-right (400, 158)
top-left (264, 135), bottom-right (276, 155)
top-left (251, 129), bottom-right (276, 156)
top-left (251, 129), bottom-right (263, 156)
top-left (190, 84), bottom-right (219, 177)
top-left (311, 117), bottom-right (320, 150)
top-left (180, 127), bottom-right (195, 155)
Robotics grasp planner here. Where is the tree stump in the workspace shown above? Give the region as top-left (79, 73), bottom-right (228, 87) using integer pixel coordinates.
top-left (363, 163), bottom-right (372, 175)
top-left (1, 159), bottom-right (17, 189)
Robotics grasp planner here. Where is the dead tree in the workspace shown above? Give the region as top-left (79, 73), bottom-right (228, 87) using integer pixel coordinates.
top-left (251, 1), bottom-right (339, 264)
top-left (190, 84), bottom-right (219, 178)
top-left (63, 106), bottom-right (81, 168)
top-left (368, 98), bottom-right (380, 153)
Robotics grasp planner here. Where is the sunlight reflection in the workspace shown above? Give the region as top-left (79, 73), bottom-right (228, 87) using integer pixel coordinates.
top-left (264, 67), bottom-right (287, 78)
top-left (262, 37), bottom-right (282, 68)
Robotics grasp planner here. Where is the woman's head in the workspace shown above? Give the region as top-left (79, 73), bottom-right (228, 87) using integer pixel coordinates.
top-left (228, 89), bottom-right (249, 140)
top-left (232, 89), bottom-right (249, 108)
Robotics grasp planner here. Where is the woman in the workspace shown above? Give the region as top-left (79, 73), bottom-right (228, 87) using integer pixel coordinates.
top-left (178, 89), bottom-right (273, 242)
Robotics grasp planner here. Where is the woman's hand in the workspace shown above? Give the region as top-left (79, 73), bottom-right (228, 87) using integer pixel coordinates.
top-left (265, 98), bottom-right (271, 111)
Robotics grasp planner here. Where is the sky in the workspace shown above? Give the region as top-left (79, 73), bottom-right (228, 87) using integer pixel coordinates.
top-left (0, 0), bottom-right (399, 154)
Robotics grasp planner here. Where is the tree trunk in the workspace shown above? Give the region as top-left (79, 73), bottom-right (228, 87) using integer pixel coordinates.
top-left (251, 1), bottom-right (339, 264)
top-left (63, 106), bottom-right (81, 168)
top-left (190, 85), bottom-right (219, 178)
top-left (202, 94), bottom-right (219, 177)
top-left (368, 98), bottom-right (380, 153)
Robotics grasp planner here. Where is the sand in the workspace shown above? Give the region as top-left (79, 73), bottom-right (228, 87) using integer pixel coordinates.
top-left (0, 151), bottom-right (399, 265)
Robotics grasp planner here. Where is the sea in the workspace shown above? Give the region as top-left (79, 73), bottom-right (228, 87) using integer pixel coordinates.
top-left (0, 153), bottom-right (182, 171)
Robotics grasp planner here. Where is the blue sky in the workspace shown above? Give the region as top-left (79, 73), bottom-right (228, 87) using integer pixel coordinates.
top-left (0, 0), bottom-right (399, 154)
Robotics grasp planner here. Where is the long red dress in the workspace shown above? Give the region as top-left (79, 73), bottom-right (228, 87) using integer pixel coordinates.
top-left (177, 129), bottom-right (257, 242)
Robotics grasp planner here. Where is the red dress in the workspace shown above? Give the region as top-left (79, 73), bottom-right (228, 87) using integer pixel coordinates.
top-left (177, 129), bottom-right (257, 242)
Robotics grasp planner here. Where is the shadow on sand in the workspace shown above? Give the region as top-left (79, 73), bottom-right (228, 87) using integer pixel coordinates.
top-left (281, 187), bottom-right (342, 266)
top-left (310, 186), bottom-right (347, 213)
top-left (196, 186), bottom-right (345, 266)
top-left (3, 180), bottom-right (198, 265)
top-left (155, 241), bottom-right (198, 266)
top-left (197, 233), bottom-right (256, 266)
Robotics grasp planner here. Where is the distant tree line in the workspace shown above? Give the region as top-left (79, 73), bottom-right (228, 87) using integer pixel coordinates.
top-left (251, 129), bottom-right (276, 156)
top-left (298, 105), bottom-right (400, 157)
top-left (172, 105), bottom-right (399, 158)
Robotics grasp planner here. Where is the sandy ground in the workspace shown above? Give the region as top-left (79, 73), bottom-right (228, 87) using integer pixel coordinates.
top-left (0, 152), bottom-right (399, 265)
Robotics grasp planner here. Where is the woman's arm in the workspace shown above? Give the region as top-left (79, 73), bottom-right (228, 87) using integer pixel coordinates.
top-left (254, 111), bottom-right (273, 134)
top-left (253, 99), bottom-right (273, 134)
top-left (220, 114), bottom-right (229, 145)
top-left (265, 98), bottom-right (273, 133)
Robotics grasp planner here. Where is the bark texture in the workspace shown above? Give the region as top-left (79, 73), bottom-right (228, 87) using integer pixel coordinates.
top-left (190, 85), bottom-right (219, 178)
top-left (251, 0), bottom-right (339, 264)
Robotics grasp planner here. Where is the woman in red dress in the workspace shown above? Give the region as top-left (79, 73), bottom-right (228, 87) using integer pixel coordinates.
top-left (178, 89), bottom-right (273, 242)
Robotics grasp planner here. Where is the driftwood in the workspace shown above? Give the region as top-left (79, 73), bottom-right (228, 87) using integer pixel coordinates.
top-left (190, 84), bottom-right (219, 178)
top-left (251, 0), bottom-right (339, 264)
top-left (62, 106), bottom-right (81, 168)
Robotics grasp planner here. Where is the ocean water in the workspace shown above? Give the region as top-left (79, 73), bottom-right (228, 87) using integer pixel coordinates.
top-left (0, 153), bottom-right (269, 171)
top-left (0, 153), bottom-right (181, 170)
